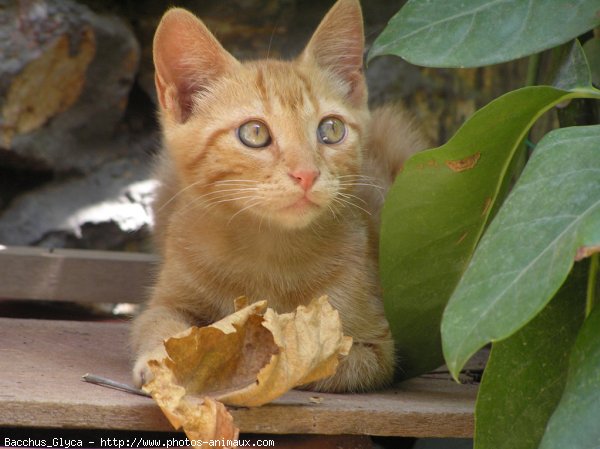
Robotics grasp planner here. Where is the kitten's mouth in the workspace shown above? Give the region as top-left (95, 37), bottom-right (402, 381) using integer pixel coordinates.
top-left (268, 191), bottom-right (330, 229)
top-left (282, 196), bottom-right (318, 212)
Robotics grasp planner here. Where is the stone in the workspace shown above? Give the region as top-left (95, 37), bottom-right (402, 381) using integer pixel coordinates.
top-left (0, 0), bottom-right (140, 172)
top-left (0, 156), bottom-right (157, 249)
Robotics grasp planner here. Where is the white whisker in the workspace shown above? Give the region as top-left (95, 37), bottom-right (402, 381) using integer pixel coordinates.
top-left (337, 191), bottom-right (368, 206)
top-left (338, 182), bottom-right (384, 190)
top-left (337, 174), bottom-right (379, 179)
top-left (327, 202), bottom-right (341, 222)
top-left (309, 221), bottom-right (326, 239)
top-left (161, 177), bottom-right (260, 213)
top-left (213, 179), bottom-right (260, 185)
top-left (157, 180), bottom-right (205, 212)
top-left (227, 200), bottom-right (263, 225)
top-left (174, 188), bottom-right (261, 217)
top-left (332, 196), bottom-right (372, 216)
top-left (206, 195), bottom-right (261, 208)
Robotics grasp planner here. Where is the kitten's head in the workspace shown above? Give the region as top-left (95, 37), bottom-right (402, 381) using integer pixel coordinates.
top-left (154, 0), bottom-right (368, 229)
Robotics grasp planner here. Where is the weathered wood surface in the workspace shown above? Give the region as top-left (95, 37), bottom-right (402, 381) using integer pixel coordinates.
top-left (0, 246), bottom-right (156, 303)
top-left (0, 318), bottom-right (477, 437)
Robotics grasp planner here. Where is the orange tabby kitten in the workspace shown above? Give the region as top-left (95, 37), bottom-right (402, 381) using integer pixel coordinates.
top-left (131, 0), bottom-right (428, 392)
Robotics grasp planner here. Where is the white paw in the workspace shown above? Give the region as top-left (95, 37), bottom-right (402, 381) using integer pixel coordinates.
top-left (132, 345), bottom-right (168, 388)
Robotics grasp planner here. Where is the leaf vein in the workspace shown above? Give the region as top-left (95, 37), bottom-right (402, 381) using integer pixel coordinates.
top-left (388, 0), bottom-right (510, 43)
top-left (452, 197), bottom-right (600, 367)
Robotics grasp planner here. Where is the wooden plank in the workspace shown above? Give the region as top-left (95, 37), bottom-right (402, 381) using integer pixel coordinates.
top-left (0, 318), bottom-right (477, 437)
top-left (0, 246), bottom-right (156, 303)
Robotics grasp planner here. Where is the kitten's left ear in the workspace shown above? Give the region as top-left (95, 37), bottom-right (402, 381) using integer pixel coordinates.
top-left (300, 0), bottom-right (366, 106)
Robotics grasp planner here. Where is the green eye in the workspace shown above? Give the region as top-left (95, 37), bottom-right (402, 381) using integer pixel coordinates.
top-left (238, 120), bottom-right (271, 148)
top-left (317, 116), bottom-right (346, 144)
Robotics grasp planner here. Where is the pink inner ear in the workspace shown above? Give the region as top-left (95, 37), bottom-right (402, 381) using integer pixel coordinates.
top-left (171, 77), bottom-right (198, 123)
top-left (153, 8), bottom-right (237, 123)
top-left (301, 0), bottom-right (366, 105)
top-left (178, 81), bottom-right (197, 116)
top-left (154, 66), bottom-right (196, 122)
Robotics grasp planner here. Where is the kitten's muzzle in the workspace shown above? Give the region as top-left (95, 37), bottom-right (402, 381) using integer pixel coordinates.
top-left (288, 169), bottom-right (320, 192)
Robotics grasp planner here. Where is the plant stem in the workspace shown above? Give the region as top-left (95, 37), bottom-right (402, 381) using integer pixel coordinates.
top-left (557, 98), bottom-right (599, 127)
top-left (525, 52), bottom-right (541, 87)
top-left (512, 54), bottom-right (542, 180)
top-left (586, 253), bottom-right (599, 317)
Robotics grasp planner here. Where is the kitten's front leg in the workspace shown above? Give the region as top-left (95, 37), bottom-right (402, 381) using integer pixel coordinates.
top-left (307, 330), bottom-right (395, 393)
top-left (130, 305), bottom-right (193, 387)
top-left (303, 292), bottom-right (396, 393)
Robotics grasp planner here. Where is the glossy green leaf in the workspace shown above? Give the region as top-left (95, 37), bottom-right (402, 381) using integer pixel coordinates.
top-left (539, 304), bottom-right (600, 449)
top-left (474, 264), bottom-right (587, 449)
top-left (369, 0), bottom-right (600, 68)
top-left (442, 125), bottom-right (600, 379)
top-left (380, 86), bottom-right (598, 379)
top-left (551, 40), bottom-right (592, 90)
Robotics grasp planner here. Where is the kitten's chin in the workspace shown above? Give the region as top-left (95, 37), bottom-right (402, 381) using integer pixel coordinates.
top-left (261, 197), bottom-right (327, 230)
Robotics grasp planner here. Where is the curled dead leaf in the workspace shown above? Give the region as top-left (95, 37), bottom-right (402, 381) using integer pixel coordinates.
top-left (143, 296), bottom-right (352, 439)
top-left (144, 371), bottom-right (239, 442)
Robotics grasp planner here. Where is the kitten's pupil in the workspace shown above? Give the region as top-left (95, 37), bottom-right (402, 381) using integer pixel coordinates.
top-left (318, 116), bottom-right (346, 144)
top-left (238, 120), bottom-right (271, 148)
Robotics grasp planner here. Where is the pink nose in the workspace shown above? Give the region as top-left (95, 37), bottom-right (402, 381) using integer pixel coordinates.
top-left (289, 169), bottom-right (320, 191)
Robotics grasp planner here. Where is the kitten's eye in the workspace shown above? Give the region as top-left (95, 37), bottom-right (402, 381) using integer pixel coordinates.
top-left (317, 116), bottom-right (346, 144)
top-left (238, 120), bottom-right (271, 148)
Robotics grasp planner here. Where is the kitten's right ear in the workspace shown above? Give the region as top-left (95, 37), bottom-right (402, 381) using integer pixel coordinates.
top-left (300, 0), bottom-right (366, 107)
top-left (153, 8), bottom-right (238, 123)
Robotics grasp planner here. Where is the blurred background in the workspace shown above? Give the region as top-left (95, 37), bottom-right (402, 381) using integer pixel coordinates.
top-left (0, 0), bottom-right (530, 252)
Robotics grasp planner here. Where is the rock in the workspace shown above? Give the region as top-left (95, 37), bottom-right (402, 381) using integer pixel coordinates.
top-left (0, 157), bottom-right (158, 249)
top-left (0, 1), bottom-right (95, 149)
top-left (0, 0), bottom-right (140, 172)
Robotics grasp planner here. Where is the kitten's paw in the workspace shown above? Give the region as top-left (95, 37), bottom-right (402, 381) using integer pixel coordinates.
top-left (304, 339), bottom-right (395, 393)
top-left (132, 346), bottom-right (168, 388)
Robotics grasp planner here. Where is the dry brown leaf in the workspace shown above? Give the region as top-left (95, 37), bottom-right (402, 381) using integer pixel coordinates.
top-left (143, 296), bottom-right (351, 438)
top-left (144, 370), bottom-right (239, 442)
top-left (217, 295), bottom-right (352, 406)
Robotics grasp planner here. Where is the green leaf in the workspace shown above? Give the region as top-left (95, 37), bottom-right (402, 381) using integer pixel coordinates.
top-left (442, 125), bottom-right (600, 379)
top-left (539, 304), bottom-right (600, 449)
top-left (551, 40), bottom-right (593, 91)
top-left (369, 0), bottom-right (600, 68)
top-left (474, 263), bottom-right (587, 449)
top-left (380, 86), bottom-right (598, 379)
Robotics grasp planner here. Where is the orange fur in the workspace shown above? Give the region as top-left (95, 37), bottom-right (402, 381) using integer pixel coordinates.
top-left (131, 0), bottom-right (429, 392)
